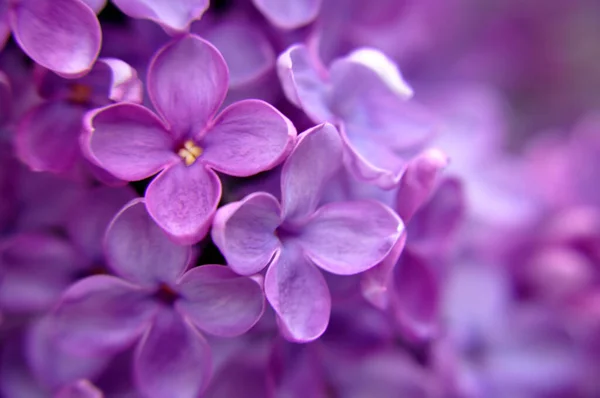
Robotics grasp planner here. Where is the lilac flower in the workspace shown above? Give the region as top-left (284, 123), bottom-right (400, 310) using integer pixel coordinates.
top-left (252, 0), bottom-right (322, 30)
top-left (277, 44), bottom-right (436, 188)
top-left (16, 58), bottom-right (142, 177)
top-left (212, 123), bottom-right (403, 342)
top-left (84, 34), bottom-right (296, 244)
top-left (0, 0), bottom-right (101, 77)
top-left (47, 199), bottom-right (265, 398)
top-left (56, 379), bottom-right (102, 398)
top-left (112, 0), bottom-right (209, 34)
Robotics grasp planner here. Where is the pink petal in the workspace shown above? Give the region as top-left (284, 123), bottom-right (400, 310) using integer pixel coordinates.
top-left (146, 161), bottom-right (221, 244)
top-left (105, 199), bottom-right (192, 287)
top-left (134, 308), bottom-right (212, 398)
top-left (147, 34), bottom-right (228, 140)
top-left (112, 0), bottom-right (209, 32)
top-left (85, 103), bottom-right (178, 181)
top-left (10, 0), bottom-right (101, 77)
top-left (265, 245), bottom-right (331, 342)
top-left (176, 265), bottom-right (265, 337)
top-left (281, 123), bottom-right (343, 222)
top-left (200, 99), bottom-right (296, 177)
top-left (300, 200), bottom-right (403, 275)
top-left (253, 0), bottom-right (321, 29)
top-left (211, 192), bottom-right (282, 276)
top-left (16, 102), bottom-right (85, 174)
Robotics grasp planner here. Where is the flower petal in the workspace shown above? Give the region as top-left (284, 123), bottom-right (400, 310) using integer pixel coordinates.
top-left (10, 0), bottom-right (101, 77)
top-left (299, 200), bottom-right (403, 275)
top-left (85, 103), bottom-right (178, 181)
top-left (146, 161), bottom-right (221, 244)
top-left (211, 192), bottom-right (281, 276)
top-left (281, 123), bottom-right (343, 222)
top-left (135, 308), bottom-right (212, 398)
top-left (176, 265), bottom-right (265, 337)
top-left (56, 380), bottom-right (103, 398)
top-left (265, 245), bottom-right (331, 342)
top-left (99, 57), bottom-right (144, 103)
top-left (200, 99), bottom-right (296, 177)
top-left (276, 44), bottom-right (332, 122)
top-left (16, 102), bottom-right (85, 174)
top-left (147, 34), bottom-right (228, 140)
top-left (51, 275), bottom-right (156, 355)
top-left (252, 0), bottom-right (321, 29)
top-left (105, 198), bottom-right (192, 287)
top-left (112, 0), bottom-right (209, 32)
top-left (0, 71), bottom-right (11, 126)
top-left (80, 0), bottom-right (106, 13)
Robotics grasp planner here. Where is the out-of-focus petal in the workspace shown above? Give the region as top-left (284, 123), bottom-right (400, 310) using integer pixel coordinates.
top-left (277, 45), bottom-right (332, 122)
top-left (300, 200), bottom-right (403, 275)
top-left (281, 123), bottom-right (343, 222)
top-left (200, 99), bottom-right (296, 177)
top-left (99, 58), bottom-right (144, 103)
top-left (16, 102), bottom-right (85, 174)
top-left (112, 0), bottom-right (209, 32)
top-left (0, 71), bottom-right (11, 125)
top-left (0, 3), bottom-right (10, 51)
top-left (395, 148), bottom-right (449, 221)
top-left (265, 245), bottom-right (330, 342)
top-left (56, 379), bottom-right (103, 398)
top-left (176, 265), bottom-right (265, 337)
top-left (80, 0), bottom-right (106, 13)
top-left (147, 34), bottom-right (228, 140)
top-left (10, 0), bottom-right (101, 77)
top-left (85, 103), bottom-right (178, 181)
top-left (51, 275), bottom-right (157, 355)
top-left (105, 199), bottom-right (191, 287)
top-left (146, 161), bottom-right (221, 244)
top-left (211, 193), bottom-right (281, 276)
top-left (134, 308), bottom-right (212, 398)
top-left (253, 0), bottom-right (321, 29)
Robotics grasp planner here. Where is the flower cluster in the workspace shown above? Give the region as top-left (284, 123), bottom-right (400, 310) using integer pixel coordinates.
top-left (0, 0), bottom-right (599, 397)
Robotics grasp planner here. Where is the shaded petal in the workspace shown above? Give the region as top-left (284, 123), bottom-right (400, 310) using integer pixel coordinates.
top-left (0, 71), bottom-right (11, 126)
top-left (135, 308), bottom-right (212, 398)
top-left (99, 58), bottom-right (144, 103)
top-left (105, 199), bottom-right (192, 287)
top-left (211, 193), bottom-right (281, 276)
top-left (252, 0), bottom-right (321, 29)
top-left (85, 103), bottom-right (178, 181)
top-left (146, 161), bottom-right (221, 244)
top-left (16, 102), bottom-right (85, 174)
top-left (391, 252), bottom-right (440, 342)
top-left (176, 265), bottom-right (265, 337)
top-left (200, 99), bottom-right (296, 176)
top-left (281, 123), bottom-right (343, 222)
top-left (148, 34), bottom-right (228, 140)
top-left (10, 0), bottom-right (101, 77)
top-left (113, 0), bottom-right (209, 32)
top-left (395, 148), bottom-right (449, 221)
top-left (81, 0), bottom-right (107, 13)
top-left (277, 44), bottom-right (332, 122)
top-left (56, 380), bottom-right (103, 398)
top-left (51, 275), bottom-right (157, 355)
top-left (300, 200), bottom-right (403, 275)
top-left (265, 245), bottom-right (330, 342)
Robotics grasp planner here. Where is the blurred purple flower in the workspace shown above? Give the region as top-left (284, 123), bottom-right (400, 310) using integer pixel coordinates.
top-left (112, 0), bottom-right (209, 34)
top-left (213, 123), bottom-right (403, 342)
top-left (84, 34), bottom-right (296, 244)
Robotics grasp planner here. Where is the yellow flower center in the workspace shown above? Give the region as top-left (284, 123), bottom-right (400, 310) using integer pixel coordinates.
top-left (68, 83), bottom-right (93, 104)
top-left (177, 140), bottom-right (203, 166)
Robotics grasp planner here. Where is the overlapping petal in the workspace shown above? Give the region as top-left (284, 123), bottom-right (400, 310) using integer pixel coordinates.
top-left (176, 265), bottom-right (265, 337)
top-left (10, 0), bottom-right (101, 77)
top-left (146, 161), bottom-right (221, 244)
top-left (300, 200), bottom-right (403, 275)
top-left (113, 0), bottom-right (209, 32)
top-left (105, 199), bottom-right (191, 287)
top-left (211, 193), bottom-right (281, 276)
top-left (265, 245), bottom-right (331, 342)
top-left (281, 123), bottom-right (343, 222)
top-left (147, 34), bottom-right (228, 140)
top-left (134, 308), bottom-right (212, 398)
top-left (253, 0), bottom-right (321, 29)
top-left (85, 103), bottom-right (178, 181)
top-left (200, 99), bottom-right (296, 176)
top-left (56, 379), bottom-right (103, 398)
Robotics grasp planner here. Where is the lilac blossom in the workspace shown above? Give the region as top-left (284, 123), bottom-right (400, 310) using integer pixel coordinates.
top-left (112, 0), bottom-right (209, 34)
top-left (212, 123), bottom-right (403, 341)
top-left (252, 0), bottom-right (322, 30)
top-left (45, 199), bottom-right (265, 398)
top-left (84, 34), bottom-right (296, 244)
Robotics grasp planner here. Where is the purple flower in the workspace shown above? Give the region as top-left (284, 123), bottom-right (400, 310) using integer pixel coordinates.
top-left (0, 0), bottom-right (101, 77)
top-left (47, 199), bottom-right (265, 398)
top-left (55, 379), bottom-right (102, 398)
top-left (84, 34), bottom-right (296, 244)
top-left (212, 123), bottom-right (403, 342)
top-left (112, 0), bottom-right (209, 34)
top-left (277, 44), bottom-right (436, 188)
top-left (252, 0), bottom-right (322, 30)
